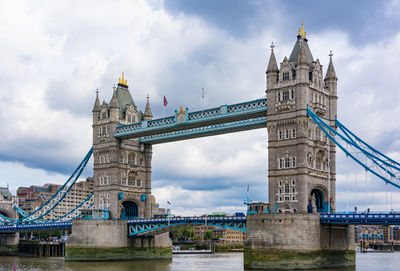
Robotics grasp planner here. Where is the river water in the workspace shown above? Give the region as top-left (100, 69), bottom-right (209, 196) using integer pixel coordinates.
top-left (0, 252), bottom-right (397, 271)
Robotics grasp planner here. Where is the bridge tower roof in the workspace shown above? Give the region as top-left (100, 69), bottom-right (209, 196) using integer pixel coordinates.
top-left (115, 73), bottom-right (142, 121)
top-left (289, 22), bottom-right (314, 65)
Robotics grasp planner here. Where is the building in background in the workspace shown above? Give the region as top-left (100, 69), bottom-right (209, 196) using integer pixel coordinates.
top-left (356, 225), bottom-right (384, 245)
top-left (151, 195), bottom-right (166, 217)
top-left (193, 224), bottom-right (246, 243)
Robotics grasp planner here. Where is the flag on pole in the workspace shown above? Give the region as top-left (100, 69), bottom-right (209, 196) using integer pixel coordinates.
top-left (202, 88), bottom-right (205, 99)
top-left (163, 96), bottom-right (168, 106)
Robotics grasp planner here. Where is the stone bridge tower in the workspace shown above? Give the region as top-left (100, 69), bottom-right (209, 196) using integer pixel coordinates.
top-left (0, 187), bottom-right (19, 245)
top-left (266, 25), bottom-right (338, 214)
top-left (92, 73), bottom-right (153, 219)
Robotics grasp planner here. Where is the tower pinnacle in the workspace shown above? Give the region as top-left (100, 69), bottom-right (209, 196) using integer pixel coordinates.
top-left (266, 42), bottom-right (279, 73)
top-left (118, 72), bottom-right (128, 88)
top-left (110, 87), bottom-right (119, 109)
top-left (143, 94), bottom-right (153, 121)
top-left (325, 50), bottom-right (337, 81)
top-left (298, 20), bottom-right (306, 39)
top-left (92, 88), bottom-right (101, 112)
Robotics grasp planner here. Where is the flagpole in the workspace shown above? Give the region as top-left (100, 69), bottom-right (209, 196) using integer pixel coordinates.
top-left (162, 95), bottom-right (166, 121)
top-left (201, 88), bottom-right (205, 115)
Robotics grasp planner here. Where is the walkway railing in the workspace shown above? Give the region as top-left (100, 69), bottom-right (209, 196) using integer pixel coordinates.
top-left (127, 216), bottom-right (247, 236)
top-left (321, 213), bottom-right (400, 224)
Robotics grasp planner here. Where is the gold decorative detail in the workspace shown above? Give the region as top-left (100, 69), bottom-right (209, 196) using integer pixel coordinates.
top-left (178, 106), bottom-right (185, 113)
top-left (298, 21), bottom-right (306, 39)
top-left (118, 72), bottom-right (128, 86)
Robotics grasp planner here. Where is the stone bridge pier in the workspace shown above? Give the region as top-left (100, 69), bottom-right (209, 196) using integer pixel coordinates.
top-left (0, 199), bottom-right (19, 254)
top-left (65, 220), bottom-right (172, 261)
top-left (244, 213), bottom-right (355, 270)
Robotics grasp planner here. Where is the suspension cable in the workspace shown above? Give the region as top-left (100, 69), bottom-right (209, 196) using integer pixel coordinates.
top-left (365, 169), bottom-right (368, 211)
top-left (355, 171), bottom-right (358, 212)
top-left (386, 183), bottom-right (388, 211)
top-left (391, 183), bottom-right (393, 212)
top-left (346, 164), bottom-right (349, 213)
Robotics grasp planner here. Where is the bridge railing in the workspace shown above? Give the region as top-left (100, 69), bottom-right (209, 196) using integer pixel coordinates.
top-left (127, 216), bottom-right (247, 236)
top-left (321, 213), bottom-right (400, 224)
top-left (188, 107), bottom-right (221, 120)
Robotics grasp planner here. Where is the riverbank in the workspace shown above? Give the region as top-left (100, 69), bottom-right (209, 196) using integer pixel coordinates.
top-left (173, 242), bottom-right (244, 253)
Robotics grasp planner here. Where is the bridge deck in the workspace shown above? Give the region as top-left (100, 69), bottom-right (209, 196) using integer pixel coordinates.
top-left (320, 213), bottom-right (400, 224)
top-left (114, 98), bottom-right (267, 143)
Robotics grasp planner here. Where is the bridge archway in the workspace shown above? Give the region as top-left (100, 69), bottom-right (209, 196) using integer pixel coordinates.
top-left (309, 187), bottom-right (328, 213)
top-left (0, 209), bottom-right (13, 220)
top-left (121, 201), bottom-right (138, 219)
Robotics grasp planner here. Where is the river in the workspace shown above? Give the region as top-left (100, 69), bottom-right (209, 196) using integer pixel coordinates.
top-left (0, 252), bottom-right (397, 271)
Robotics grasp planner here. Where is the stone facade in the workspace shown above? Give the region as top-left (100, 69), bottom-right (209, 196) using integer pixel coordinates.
top-left (245, 213), bottom-right (355, 270)
top-left (66, 220), bottom-right (172, 261)
top-left (92, 74), bottom-right (154, 219)
top-left (266, 30), bottom-right (338, 214)
top-left (0, 187), bottom-right (19, 246)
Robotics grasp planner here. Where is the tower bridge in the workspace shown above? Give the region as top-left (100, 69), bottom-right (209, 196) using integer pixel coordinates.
top-left (1, 23), bottom-right (400, 269)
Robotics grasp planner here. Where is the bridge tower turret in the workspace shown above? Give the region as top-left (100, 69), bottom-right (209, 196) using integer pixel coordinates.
top-left (266, 42), bottom-right (279, 90)
top-left (266, 24), bottom-right (337, 214)
top-left (91, 73), bottom-right (153, 219)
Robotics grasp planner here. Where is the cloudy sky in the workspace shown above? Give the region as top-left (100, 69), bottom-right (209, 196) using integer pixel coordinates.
top-left (1, 0), bottom-right (400, 215)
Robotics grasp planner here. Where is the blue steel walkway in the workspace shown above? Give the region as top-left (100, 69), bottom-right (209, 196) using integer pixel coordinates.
top-left (115, 98), bottom-right (267, 144)
top-left (0, 222), bottom-right (72, 232)
top-left (127, 216), bottom-right (247, 236)
top-left (320, 213), bottom-right (400, 224)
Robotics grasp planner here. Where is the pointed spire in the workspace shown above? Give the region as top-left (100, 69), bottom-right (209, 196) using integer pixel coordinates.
top-left (325, 50), bottom-right (337, 80)
top-left (110, 87), bottom-right (119, 109)
top-left (266, 42), bottom-right (279, 73)
top-left (92, 88), bottom-right (101, 112)
top-left (143, 94), bottom-right (153, 121)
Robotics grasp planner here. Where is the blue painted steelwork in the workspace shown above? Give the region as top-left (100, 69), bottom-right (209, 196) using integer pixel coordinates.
top-left (139, 117), bottom-right (267, 144)
top-left (0, 222), bottom-right (72, 232)
top-left (127, 216), bottom-right (247, 236)
top-left (0, 213), bottom-right (14, 223)
top-left (18, 148), bottom-right (93, 223)
top-left (320, 213), bottom-right (400, 224)
top-left (307, 107), bottom-right (400, 189)
top-left (336, 119), bottom-right (400, 167)
top-left (115, 98), bottom-right (267, 140)
top-left (13, 206), bottom-right (46, 223)
top-left (51, 193), bottom-right (94, 222)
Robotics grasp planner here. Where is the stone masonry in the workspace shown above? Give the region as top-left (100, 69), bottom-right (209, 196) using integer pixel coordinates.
top-left (266, 27), bottom-right (338, 214)
top-left (92, 73), bottom-right (154, 219)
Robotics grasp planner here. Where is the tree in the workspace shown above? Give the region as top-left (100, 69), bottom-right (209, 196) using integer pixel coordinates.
top-left (204, 231), bottom-right (213, 240)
